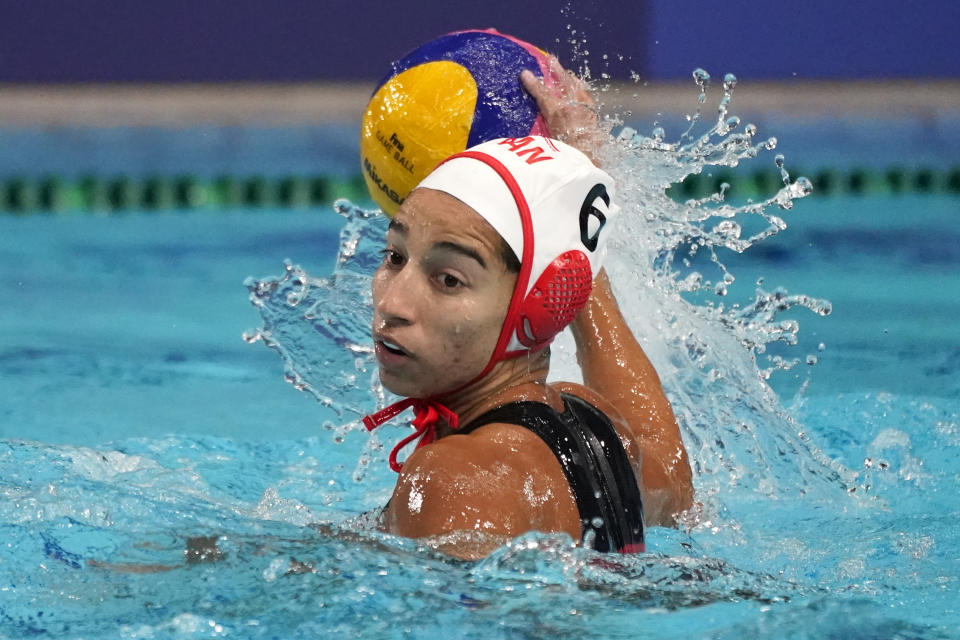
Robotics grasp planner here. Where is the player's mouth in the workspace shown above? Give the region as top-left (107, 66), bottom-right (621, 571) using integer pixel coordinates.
top-left (374, 335), bottom-right (413, 366)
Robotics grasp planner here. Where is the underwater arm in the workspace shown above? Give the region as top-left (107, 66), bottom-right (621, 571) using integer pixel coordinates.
top-left (85, 535), bottom-right (226, 573)
top-left (569, 270), bottom-right (694, 526)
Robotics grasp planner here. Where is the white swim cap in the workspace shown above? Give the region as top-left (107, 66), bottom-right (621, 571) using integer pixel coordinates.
top-left (417, 135), bottom-right (619, 378)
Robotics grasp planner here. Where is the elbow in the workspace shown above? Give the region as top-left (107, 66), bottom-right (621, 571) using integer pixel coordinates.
top-left (642, 483), bottom-right (694, 528)
top-left (641, 452), bottom-right (695, 528)
top-left (673, 476), bottom-right (695, 523)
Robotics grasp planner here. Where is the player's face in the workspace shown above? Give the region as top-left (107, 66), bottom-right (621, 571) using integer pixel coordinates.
top-left (372, 188), bottom-right (516, 398)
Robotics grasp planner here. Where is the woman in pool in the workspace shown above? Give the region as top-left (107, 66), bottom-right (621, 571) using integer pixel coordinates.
top-left (363, 70), bottom-right (693, 559)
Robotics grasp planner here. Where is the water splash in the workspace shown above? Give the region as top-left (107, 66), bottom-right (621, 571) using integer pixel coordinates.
top-left (246, 73), bottom-right (855, 526)
top-left (243, 201), bottom-right (387, 421)
top-left (577, 74), bottom-right (850, 512)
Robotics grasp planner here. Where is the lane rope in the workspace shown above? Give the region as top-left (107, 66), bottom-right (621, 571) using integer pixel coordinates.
top-left (1, 167), bottom-right (958, 214)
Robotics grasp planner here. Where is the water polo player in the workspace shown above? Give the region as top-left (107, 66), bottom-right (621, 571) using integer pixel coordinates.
top-left (363, 135), bottom-right (694, 559)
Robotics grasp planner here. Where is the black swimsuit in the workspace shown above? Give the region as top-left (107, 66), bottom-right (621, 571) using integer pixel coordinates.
top-left (460, 392), bottom-right (645, 553)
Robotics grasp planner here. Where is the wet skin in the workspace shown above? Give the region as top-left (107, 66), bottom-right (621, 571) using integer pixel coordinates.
top-left (372, 187), bottom-right (516, 402)
top-left (371, 188), bottom-right (694, 559)
top-left (370, 60), bottom-right (694, 559)
top-left (372, 188), bottom-right (583, 555)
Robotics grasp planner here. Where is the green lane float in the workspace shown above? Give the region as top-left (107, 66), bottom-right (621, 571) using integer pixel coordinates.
top-left (2, 168), bottom-right (958, 214)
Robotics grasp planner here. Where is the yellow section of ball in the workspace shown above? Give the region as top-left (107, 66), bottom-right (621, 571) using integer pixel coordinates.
top-left (360, 61), bottom-right (478, 216)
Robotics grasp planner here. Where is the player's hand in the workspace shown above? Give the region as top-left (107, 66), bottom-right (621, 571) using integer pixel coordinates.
top-left (521, 56), bottom-right (607, 166)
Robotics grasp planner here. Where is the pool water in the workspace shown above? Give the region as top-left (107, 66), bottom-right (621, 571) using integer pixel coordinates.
top-left (2, 125), bottom-right (959, 637)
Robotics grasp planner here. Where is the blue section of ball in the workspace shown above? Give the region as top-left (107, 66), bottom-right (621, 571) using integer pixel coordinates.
top-left (377, 31), bottom-right (544, 147)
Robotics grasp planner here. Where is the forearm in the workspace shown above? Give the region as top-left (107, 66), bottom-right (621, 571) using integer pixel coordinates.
top-left (570, 271), bottom-right (676, 434)
top-left (571, 271), bottom-right (694, 521)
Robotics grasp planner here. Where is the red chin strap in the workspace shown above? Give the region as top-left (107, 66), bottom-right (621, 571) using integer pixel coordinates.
top-left (362, 398), bottom-right (459, 472)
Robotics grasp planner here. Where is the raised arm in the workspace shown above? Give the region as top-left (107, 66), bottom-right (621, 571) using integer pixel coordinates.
top-left (569, 270), bottom-right (694, 525)
top-left (522, 63), bottom-right (694, 524)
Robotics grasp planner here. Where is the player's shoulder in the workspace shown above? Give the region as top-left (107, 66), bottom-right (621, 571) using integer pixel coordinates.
top-left (407, 421), bottom-right (553, 475)
top-left (389, 422), bottom-right (577, 541)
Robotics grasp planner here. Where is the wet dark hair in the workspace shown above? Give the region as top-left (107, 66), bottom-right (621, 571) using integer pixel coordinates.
top-left (499, 238), bottom-right (521, 274)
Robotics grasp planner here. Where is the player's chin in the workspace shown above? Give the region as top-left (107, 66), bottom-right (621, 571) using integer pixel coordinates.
top-left (377, 369), bottom-right (428, 399)
top-left (378, 368), bottom-right (465, 400)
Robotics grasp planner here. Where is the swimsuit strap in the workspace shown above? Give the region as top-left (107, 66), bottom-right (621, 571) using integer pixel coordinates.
top-left (460, 393), bottom-right (645, 553)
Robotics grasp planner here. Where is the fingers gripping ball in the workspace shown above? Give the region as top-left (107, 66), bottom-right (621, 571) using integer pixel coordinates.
top-left (361, 29), bottom-right (556, 215)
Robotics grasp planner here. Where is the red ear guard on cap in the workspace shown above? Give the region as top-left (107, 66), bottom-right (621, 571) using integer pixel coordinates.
top-left (515, 250), bottom-right (593, 350)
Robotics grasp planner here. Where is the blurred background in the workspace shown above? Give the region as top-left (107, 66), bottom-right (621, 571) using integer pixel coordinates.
top-left (1, 0), bottom-right (958, 210)
top-left (3, 0), bottom-right (959, 82)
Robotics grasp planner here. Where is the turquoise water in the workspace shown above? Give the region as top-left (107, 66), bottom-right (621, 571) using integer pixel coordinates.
top-left (2, 117), bottom-right (959, 638)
